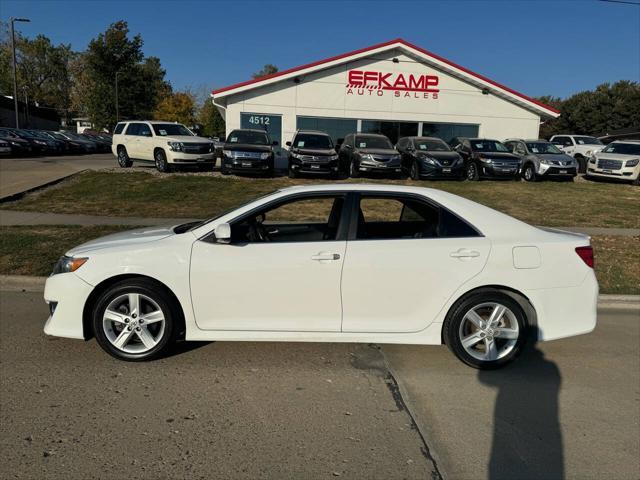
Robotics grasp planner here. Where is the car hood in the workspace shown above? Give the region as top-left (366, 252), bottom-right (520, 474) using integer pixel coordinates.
top-left (476, 152), bottom-right (520, 161)
top-left (535, 153), bottom-right (575, 162)
top-left (595, 152), bottom-right (638, 161)
top-left (162, 135), bottom-right (213, 144)
top-left (292, 148), bottom-right (337, 156)
top-left (421, 151), bottom-right (460, 160)
top-left (66, 226), bottom-right (176, 256)
top-left (358, 148), bottom-right (398, 155)
top-left (223, 143), bottom-right (272, 153)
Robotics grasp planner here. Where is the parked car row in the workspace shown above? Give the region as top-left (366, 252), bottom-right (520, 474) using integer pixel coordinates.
top-left (0, 127), bottom-right (112, 157)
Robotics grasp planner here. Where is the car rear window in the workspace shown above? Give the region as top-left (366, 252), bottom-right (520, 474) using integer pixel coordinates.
top-left (113, 123), bottom-right (125, 135)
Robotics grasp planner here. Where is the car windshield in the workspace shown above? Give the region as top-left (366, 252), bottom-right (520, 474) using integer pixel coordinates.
top-left (293, 134), bottom-right (333, 149)
top-left (227, 130), bottom-right (269, 145)
top-left (153, 124), bottom-right (194, 136)
top-left (415, 139), bottom-right (451, 152)
top-left (355, 136), bottom-right (393, 149)
top-left (471, 140), bottom-right (510, 152)
top-left (49, 132), bottom-right (67, 140)
top-left (525, 142), bottom-right (563, 154)
top-left (602, 143), bottom-right (640, 155)
top-left (574, 136), bottom-right (603, 145)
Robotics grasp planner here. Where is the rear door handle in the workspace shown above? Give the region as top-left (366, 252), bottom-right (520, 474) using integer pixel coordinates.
top-left (311, 252), bottom-right (341, 261)
top-left (450, 249), bottom-right (480, 259)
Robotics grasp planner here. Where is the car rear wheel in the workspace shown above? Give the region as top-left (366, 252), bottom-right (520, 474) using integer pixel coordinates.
top-left (155, 149), bottom-right (171, 173)
top-left (410, 161), bottom-right (420, 180)
top-left (444, 291), bottom-right (528, 369)
top-left (117, 146), bottom-right (132, 168)
top-left (523, 164), bottom-right (537, 182)
top-left (93, 280), bottom-right (178, 361)
top-left (575, 155), bottom-right (586, 173)
top-left (466, 162), bottom-right (479, 181)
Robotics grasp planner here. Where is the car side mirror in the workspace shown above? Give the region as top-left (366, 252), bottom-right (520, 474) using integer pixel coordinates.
top-left (285, 141), bottom-right (292, 147)
top-left (272, 140), bottom-right (279, 146)
top-left (213, 223), bottom-right (231, 244)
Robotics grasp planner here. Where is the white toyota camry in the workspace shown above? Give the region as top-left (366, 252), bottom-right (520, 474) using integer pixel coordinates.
top-left (44, 184), bottom-right (598, 369)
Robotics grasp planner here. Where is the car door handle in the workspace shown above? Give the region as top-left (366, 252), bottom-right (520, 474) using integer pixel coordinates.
top-left (311, 252), bottom-right (341, 261)
top-left (450, 249), bottom-right (480, 259)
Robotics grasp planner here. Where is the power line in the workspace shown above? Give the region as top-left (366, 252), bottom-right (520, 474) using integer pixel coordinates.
top-left (599, 0), bottom-right (640, 5)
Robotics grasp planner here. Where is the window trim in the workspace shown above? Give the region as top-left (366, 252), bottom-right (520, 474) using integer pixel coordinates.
top-left (345, 191), bottom-right (483, 241)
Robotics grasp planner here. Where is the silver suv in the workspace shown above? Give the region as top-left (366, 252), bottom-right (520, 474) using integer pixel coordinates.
top-left (505, 139), bottom-right (577, 182)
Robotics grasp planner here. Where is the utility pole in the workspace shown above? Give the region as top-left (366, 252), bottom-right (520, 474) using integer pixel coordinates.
top-left (115, 71), bottom-right (122, 122)
top-left (9, 17), bottom-right (31, 128)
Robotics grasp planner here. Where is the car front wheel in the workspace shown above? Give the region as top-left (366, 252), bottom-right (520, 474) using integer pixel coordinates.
top-left (93, 280), bottom-right (178, 361)
top-left (410, 161), bottom-right (420, 180)
top-left (117, 146), bottom-right (132, 168)
top-left (523, 164), bottom-right (537, 182)
top-left (155, 149), bottom-right (171, 173)
top-left (466, 162), bottom-right (479, 181)
top-left (444, 291), bottom-right (528, 369)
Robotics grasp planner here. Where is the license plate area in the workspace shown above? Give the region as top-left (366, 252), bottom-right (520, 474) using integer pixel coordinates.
top-left (442, 168), bottom-right (451, 173)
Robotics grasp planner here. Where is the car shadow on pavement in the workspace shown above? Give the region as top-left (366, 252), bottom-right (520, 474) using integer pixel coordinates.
top-left (478, 340), bottom-right (563, 480)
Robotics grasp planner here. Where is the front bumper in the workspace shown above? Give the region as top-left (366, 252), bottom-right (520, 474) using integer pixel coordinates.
top-left (418, 163), bottom-right (465, 178)
top-left (290, 158), bottom-right (339, 175)
top-left (538, 165), bottom-right (577, 177)
top-left (481, 164), bottom-right (520, 178)
top-left (587, 164), bottom-right (639, 182)
top-left (222, 155), bottom-right (272, 173)
top-left (167, 151), bottom-right (215, 164)
top-left (43, 272), bottom-right (95, 340)
top-left (358, 160), bottom-right (402, 174)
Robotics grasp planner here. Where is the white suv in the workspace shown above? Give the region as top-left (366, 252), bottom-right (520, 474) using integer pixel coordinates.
top-left (112, 121), bottom-right (216, 172)
top-left (549, 135), bottom-right (604, 173)
top-left (586, 140), bottom-right (640, 185)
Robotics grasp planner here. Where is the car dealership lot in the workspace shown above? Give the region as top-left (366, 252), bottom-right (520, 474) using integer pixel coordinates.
top-left (1, 291), bottom-right (637, 480)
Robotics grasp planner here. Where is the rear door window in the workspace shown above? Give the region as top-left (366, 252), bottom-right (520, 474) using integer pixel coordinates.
top-left (125, 123), bottom-right (140, 136)
top-left (113, 123), bottom-right (126, 135)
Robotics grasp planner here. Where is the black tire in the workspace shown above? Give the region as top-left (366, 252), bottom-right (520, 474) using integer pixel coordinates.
top-left (117, 146), bottom-right (133, 168)
top-left (575, 155), bottom-right (586, 174)
top-left (466, 162), bottom-right (479, 181)
top-left (155, 149), bottom-right (171, 173)
top-left (92, 279), bottom-right (179, 361)
top-left (220, 161), bottom-right (231, 175)
top-left (523, 163), bottom-right (537, 182)
top-left (443, 290), bottom-right (529, 369)
top-left (410, 161), bottom-right (421, 180)
top-left (632, 176), bottom-right (639, 186)
top-left (288, 164), bottom-right (298, 178)
top-left (349, 160), bottom-right (360, 178)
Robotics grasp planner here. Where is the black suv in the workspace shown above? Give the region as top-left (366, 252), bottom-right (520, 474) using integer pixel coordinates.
top-left (221, 129), bottom-right (278, 177)
top-left (397, 136), bottom-right (464, 180)
top-left (449, 137), bottom-right (521, 181)
top-left (338, 133), bottom-right (402, 178)
top-left (286, 130), bottom-right (339, 178)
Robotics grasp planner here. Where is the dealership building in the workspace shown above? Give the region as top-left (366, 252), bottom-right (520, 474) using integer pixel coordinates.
top-left (212, 38), bottom-right (559, 166)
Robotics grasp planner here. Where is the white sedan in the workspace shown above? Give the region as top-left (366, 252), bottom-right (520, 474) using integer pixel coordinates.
top-left (43, 184), bottom-right (598, 369)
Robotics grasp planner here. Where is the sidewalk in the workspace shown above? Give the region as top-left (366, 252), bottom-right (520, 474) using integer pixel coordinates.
top-left (1, 209), bottom-right (639, 237)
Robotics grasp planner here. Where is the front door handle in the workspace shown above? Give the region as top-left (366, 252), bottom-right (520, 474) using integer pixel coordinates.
top-left (311, 252), bottom-right (341, 261)
top-left (450, 249), bottom-right (480, 259)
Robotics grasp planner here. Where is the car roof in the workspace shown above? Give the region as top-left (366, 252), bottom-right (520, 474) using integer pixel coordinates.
top-left (355, 133), bottom-right (389, 138)
top-left (402, 136), bottom-right (447, 141)
top-left (611, 139), bottom-right (640, 144)
top-left (295, 130), bottom-right (330, 136)
top-left (229, 128), bottom-right (269, 133)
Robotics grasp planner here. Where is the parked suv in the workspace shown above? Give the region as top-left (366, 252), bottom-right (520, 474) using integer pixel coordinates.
top-left (550, 135), bottom-right (604, 173)
top-left (396, 136), bottom-right (464, 180)
top-left (504, 139), bottom-right (577, 182)
top-left (586, 140), bottom-right (640, 185)
top-left (338, 133), bottom-right (402, 178)
top-left (449, 137), bottom-right (521, 181)
top-left (286, 130), bottom-right (339, 178)
top-left (221, 129), bottom-right (278, 176)
top-left (112, 121), bottom-right (216, 172)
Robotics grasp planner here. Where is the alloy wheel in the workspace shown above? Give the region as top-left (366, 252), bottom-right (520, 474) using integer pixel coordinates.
top-left (458, 302), bottom-right (520, 361)
top-left (467, 164), bottom-right (476, 180)
top-left (102, 293), bottom-right (166, 354)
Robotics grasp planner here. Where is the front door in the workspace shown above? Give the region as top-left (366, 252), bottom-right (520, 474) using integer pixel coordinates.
top-left (190, 194), bottom-right (348, 331)
top-left (341, 194), bottom-right (490, 333)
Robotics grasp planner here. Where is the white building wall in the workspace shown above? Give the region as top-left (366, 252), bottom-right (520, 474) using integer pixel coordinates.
top-left (220, 48), bottom-right (541, 158)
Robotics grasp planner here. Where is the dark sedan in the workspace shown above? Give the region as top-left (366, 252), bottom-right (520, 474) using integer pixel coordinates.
top-left (449, 137), bottom-right (521, 181)
top-left (0, 128), bottom-right (51, 155)
top-left (397, 136), bottom-right (464, 180)
top-left (287, 130), bottom-right (339, 178)
top-left (338, 133), bottom-right (402, 178)
top-left (0, 133), bottom-right (32, 156)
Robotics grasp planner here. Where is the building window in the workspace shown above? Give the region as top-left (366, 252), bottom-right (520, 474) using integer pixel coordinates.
top-left (421, 123), bottom-right (478, 143)
top-left (361, 120), bottom-right (419, 144)
top-left (296, 116), bottom-right (358, 144)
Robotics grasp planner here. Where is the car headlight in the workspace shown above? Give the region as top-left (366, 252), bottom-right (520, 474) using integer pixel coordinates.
top-left (391, 154), bottom-right (401, 161)
top-left (626, 159), bottom-right (639, 167)
top-left (328, 154), bottom-right (338, 161)
top-left (52, 256), bottom-right (88, 276)
top-left (35, 140), bottom-right (46, 145)
top-left (585, 150), bottom-right (592, 157)
top-left (540, 158), bottom-right (550, 165)
top-left (223, 149), bottom-right (232, 157)
top-left (10, 141), bottom-right (21, 146)
top-left (260, 152), bottom-right (270, 160)
top-left (479, 156), bottom-right (492, 164)
top-left (168, 141), bottom-right (183, 152)
top-left (361, 154), bottom-right (374, 161)
top-left (589, 156), bottom-right (597, 164)
top-left (420, 155), bottom-right (436, 165)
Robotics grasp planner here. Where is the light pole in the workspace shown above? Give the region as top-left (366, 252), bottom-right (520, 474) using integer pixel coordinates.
top-left (10, 17), bottom-right (30, 129)
top-left (115, 71), bottom-right (122, 122)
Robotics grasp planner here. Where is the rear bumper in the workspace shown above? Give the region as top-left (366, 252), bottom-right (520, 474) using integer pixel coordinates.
top-left (43, 272), bottom-right (94, 340)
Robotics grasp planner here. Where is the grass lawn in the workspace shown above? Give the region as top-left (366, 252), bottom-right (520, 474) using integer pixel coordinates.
top-left (0, 225), bottom-right (135, 276)
top-left (0, 226), bottom-right (637, 294)
top-left (3, 171), bottom-right (639, 229)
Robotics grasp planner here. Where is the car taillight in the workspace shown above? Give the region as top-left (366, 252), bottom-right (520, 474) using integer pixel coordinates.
top-left (575, 246), bottom-right (594, 268)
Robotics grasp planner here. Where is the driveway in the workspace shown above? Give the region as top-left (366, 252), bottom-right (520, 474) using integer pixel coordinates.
top-left (383, 308), bottom-right (640, 480)
top-left (0, 154), bottom-right (114, 200)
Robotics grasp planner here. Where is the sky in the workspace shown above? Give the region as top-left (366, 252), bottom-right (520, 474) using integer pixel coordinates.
top-left (2, 0), bottom-right (639, 100)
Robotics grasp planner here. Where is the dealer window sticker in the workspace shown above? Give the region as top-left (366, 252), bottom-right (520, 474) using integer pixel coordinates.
top-left (474, 143), bottom-right (483, 149)
top-left (531, 147), bottom-right (539, 153)
top-left (418, 144), bottom-right (427, 150)
top-left (359, 143), bottom-right (367, 148)
top-left (158, 129), bottom-right (167, 136)
top-left (297, 141), bottom-right (305, 147)
top-left (229, 137), bottom-right (238, 143)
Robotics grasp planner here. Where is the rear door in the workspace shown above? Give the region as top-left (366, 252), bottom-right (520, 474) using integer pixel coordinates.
top-left (340, 193), bottom-right (490, 333)
top-left (124, 123), bottom-right (141, 158)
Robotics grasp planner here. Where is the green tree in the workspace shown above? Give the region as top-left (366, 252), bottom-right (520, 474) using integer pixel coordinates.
top-left (198, 99), bottom-right (226, 138)
top-left (252, 64), bottom-right (278, 79)
top-left (153, 91), bottom-right (196, 125)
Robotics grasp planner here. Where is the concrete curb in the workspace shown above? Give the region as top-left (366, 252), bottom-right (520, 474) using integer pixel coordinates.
top-left (0, 170), bottom-right (86, 203)
top-left (1, 275), bottom-right (638, 310)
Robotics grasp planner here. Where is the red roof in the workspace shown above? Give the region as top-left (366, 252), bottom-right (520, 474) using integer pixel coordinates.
top-left (212, 38), bottom-right (560, 116)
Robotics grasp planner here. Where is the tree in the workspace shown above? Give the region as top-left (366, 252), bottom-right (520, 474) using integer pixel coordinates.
top-left (252, 64), bottom-right (278, 79)
top-left (198, 99), bottom-right (226, 138)
top-left (81, 21), bottom-right (171, 131)
top-left (153, 91), bottom-right (196, 125)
